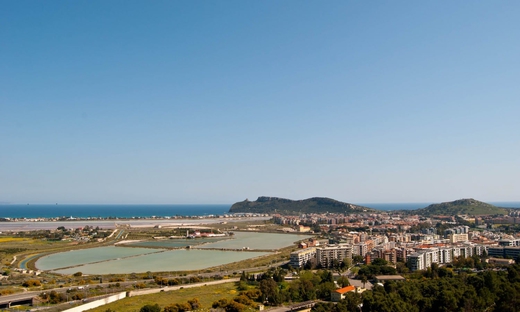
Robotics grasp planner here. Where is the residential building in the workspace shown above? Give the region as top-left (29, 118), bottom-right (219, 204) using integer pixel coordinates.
top-left (316, 244), bottom-right (352, 268)
top-left (289, 247), bottom-right (317, 268)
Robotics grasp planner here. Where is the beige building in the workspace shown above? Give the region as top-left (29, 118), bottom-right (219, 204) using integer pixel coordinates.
top-left (449, 233), bottom-right (468, 243)
top-left (317, 244), bottom-right (352, 268)
top-left (331, 285), bottom-right (356, 302)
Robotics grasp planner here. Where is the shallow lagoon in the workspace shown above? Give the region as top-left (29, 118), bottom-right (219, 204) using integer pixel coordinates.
top-left (36, 232), bottom-right (314, 274)
top-left (198, 232), bottom-right (313, 250)
top-left (36, 246), bottom-right (157, 270)
top-left (53, 249), bottom-right (269, 275)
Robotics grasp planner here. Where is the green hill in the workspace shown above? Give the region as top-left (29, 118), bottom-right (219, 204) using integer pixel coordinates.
top-left (229, 196), bottom-right (375, 215)
top-left (416, 198), bottom-right (508, 216)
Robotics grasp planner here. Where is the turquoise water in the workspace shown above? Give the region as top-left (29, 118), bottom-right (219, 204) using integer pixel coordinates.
top-left (53, 249), bottom-right (269, 275)
top-left (198, 232), bottom-right (313, 250)
top-left (36, 246), bottom-right (158, 270)
top-left (36, 232), bottom-right (310, 274)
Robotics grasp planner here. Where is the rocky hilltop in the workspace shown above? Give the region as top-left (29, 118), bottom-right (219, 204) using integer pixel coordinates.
top-left (416, 198), bottom-right (508, 216)
top-left (229, 196), bottom-right (375, 215)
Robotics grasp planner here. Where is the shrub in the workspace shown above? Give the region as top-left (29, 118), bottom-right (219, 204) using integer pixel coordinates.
top-left (71, 293), bottom-right (85, 301)
top-left (0, 289), bottom-right (15, 295)
top-left (233, 295), bottom-right (254, 306)
top-left (188, 298), bottom-right (200, 310)
top-left (240, 289), bottom-right (261, 300)
top-left (163, 302), bottom-right (191, 312)
top-left (139, 303), bottom-right (161, 312)
top-left (189, 276), bottom-right (201, 283)
top-left (22, 279), bottom-right (41, 287)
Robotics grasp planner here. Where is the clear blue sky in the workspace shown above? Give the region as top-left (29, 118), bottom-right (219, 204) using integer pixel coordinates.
top-left (1, 1), bottom-right (519, 204)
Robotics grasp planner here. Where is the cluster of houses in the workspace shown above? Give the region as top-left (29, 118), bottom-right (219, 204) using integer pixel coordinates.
top-left (290, 230), bottom-right (520, 272)
top-left (276, 209), bottom-right (520, 273)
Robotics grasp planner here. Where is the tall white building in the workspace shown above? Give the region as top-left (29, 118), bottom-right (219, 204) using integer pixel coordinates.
top-left (407, 252), bottom-right (425, 271)
top-left (289, 247), bottom-right (317, 268)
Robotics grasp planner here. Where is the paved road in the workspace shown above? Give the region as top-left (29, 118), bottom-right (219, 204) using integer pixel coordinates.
top-left (130, 278), bottom-right (240, 296)
top-left (0, 290), bottom-right (41, 304)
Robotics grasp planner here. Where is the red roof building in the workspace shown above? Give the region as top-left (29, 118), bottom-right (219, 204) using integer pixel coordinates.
top-left (331, 285), bottom-right (356, 301)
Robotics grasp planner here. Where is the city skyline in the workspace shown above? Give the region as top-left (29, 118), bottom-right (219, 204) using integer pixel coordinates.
top-left (1, 1), bottom-right (519, 204)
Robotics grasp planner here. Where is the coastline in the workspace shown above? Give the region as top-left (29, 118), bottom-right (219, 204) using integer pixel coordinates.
top-left (0, 216), bottom-right (271, 231)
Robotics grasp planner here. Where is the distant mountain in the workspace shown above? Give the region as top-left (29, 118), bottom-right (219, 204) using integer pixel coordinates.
top-left (229, 196), bottom-right (376, 215)
top-left (416, 198), bottom-right (508, 216)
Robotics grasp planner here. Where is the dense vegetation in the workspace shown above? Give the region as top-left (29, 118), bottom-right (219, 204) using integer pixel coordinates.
top-left (312, 264), bottom-right (520, 312)
top-left (229, 197), bottom-right (375, 215)
top-left (416, 198), bottom-right (508, 216)
top-left (127, 263), bottom-right (520, 312)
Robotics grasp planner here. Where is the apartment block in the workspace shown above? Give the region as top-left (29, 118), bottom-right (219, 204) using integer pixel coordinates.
top-left (316, 244), bottom-right (352, 268)
top-left (289, 247), bottom-right (317, 268)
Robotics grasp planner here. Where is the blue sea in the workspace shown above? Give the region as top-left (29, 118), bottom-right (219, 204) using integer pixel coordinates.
top-left (0, 204), bottom-right (231, 219)
top-left (0, 202), bottom-right (518, 219)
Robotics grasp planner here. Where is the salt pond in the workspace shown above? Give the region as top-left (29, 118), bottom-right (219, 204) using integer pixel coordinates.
top-left (125, 237), bottom-right (228, 249)
top-left (36, 232), bottom-right (313, 274)
top-left (52, 249), bottom-right (269, 275)
top-left (197, 232), bottom-right (313, 250)
top-left (36, 246), bottom-right (157, 270)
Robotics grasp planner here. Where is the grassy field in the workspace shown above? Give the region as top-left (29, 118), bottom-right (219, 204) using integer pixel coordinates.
top-left (87, 282), bottom-right (241, 312)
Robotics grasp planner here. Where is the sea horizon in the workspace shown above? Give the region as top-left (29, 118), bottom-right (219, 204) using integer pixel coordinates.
top-left (1, 201), bottom-right (519, 219)
top-left (0, 204), bottom-right (230, 219)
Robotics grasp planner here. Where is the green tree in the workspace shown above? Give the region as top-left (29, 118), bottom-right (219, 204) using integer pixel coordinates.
top-left (361, 275), bottom-right (368, 289)
top-left (371, 258), bottom-right (388, 266)
top-left (259, 278), bottom-right (281, 305)
top-left (339, 292), bottom-right (363, 312)
top-left (353, 255), bottom-right (364, 263)
top-left (316, 282), bottom-right (336, 300)
top-left (337, 275), bottom-right (350, 287)
top-left (341, 257), bottom-right (352, 271)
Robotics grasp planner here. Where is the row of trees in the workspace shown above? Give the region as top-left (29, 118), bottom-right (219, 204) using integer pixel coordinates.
top-left (154, 276), bottom-right (201, 286)
top-left (39, 290), bottom-right (86, 304)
